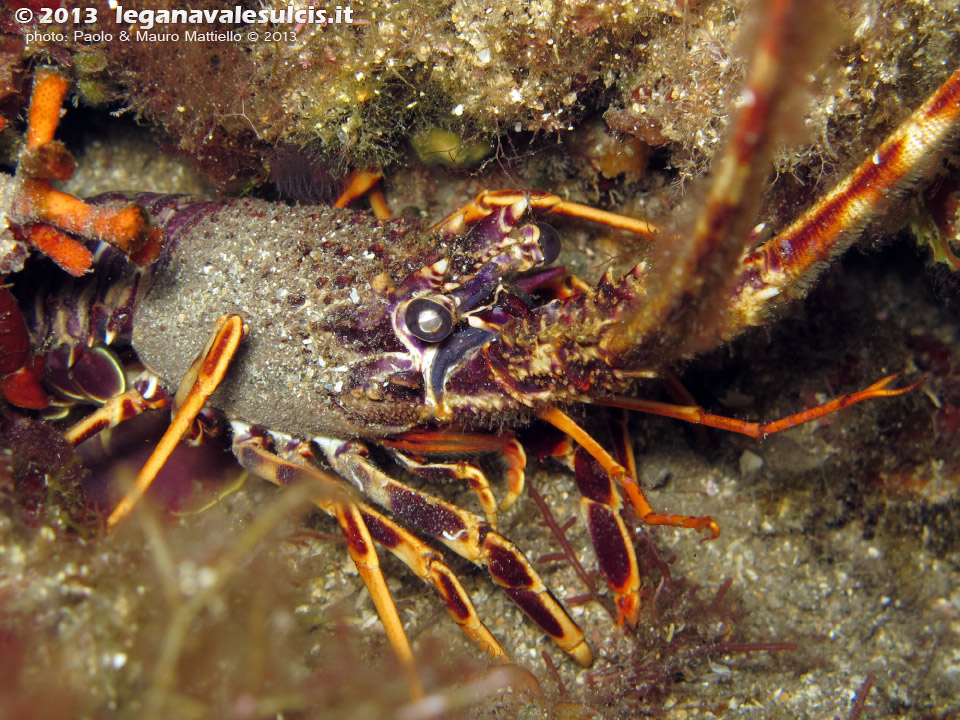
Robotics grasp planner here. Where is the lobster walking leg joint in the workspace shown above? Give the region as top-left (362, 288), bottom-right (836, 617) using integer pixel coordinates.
top-left (107, 314), bottom-right (248, 528)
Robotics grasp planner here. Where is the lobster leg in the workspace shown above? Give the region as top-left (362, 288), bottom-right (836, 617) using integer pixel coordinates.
top-left (595, 371), bottom-right (922, 439)
top-left (572, 446), bottom-right (641, 627)
top-left (534, 426), bottom-right (642, 626)
top-left (355, 502), bottom-right (508, 661)
top-left (380, 428), bottom-right (527, 513)
top-left (431, 189), bottom-right (656, 239)
top-left (541, 374), bottom-right (919, 538)
top-left (64, 384), bottom-right (171, 445)
top-left (231, 427), bottom-right (508, 696)
top-left (387, 450), bottom-right (501, 528)
top-left (335, 501), bottom-right (425, 699)
top-left (385, 424), bottom-right (643, 624)
top-left (107, 314), bottom-right (248, 528)
top-left (333, 169), bottom-right (390, 220)
top-left (229, 428), bottom-right (423, 699)
top-left (314, 436), bottom-right (593, 667)
top-left (538, 405), bottom-right (720, 538)
top-left (525, 416), bottom-right (643, 625)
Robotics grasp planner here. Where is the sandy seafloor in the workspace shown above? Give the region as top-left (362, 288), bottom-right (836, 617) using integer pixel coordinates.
top-left (2, 47), bottom-right (960, 720)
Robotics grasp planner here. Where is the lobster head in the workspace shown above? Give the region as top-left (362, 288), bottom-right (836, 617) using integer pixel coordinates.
top-left (350, 200), bottom-right (636, 428)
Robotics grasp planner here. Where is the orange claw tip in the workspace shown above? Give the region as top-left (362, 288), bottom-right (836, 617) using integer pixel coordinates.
top-left (696, 517), bottom-right (721, 542)
top-left (888, 378), bottom-right (926, 397)
top-left (874, 372), bottom-right (925, 397)
top-left (616, 596), bottom-right (641, 628)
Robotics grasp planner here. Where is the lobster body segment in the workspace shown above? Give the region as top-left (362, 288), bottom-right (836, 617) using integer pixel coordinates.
top-left (131, 196), bottom-right (440, 440)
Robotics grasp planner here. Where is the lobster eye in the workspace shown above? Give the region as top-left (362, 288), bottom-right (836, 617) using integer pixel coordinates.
top-left (405, 297), bottom-right (454, 342)
top-left (536, 223), bottom-right (561, 265)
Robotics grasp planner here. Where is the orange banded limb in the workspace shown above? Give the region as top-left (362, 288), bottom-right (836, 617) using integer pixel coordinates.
top-left (431, 189), bottom-right (657, 239)
top-left (226, 437), bottom-right (422, 699)
top-left (317, 439), bottom-right (592, 666)
top-left (232, 433), bottom-right (504, 677)
top-left (380, 428), bottom-right (527, 512)
top-left (107, 314), bottom-right (248, 528)
top-left (608, 408), bottom-right (639, 484)
top-left (334, 170), bottom-right (390, 220)
top-left (596, 372), bottom-right (922, 439)
top-left (65, 387), bottom-right (171, 446)
top-left (528, 419), bottom-right (642, 624)
top-left (334, 501), bottom-right (424, 700)
top-left (389, 451), bottom-right (500, 528)
top-left (572, 446), bottom-right (641, 626)
top-left (357, 503), bottom-right (507, 661)
top-left (537, 406), bottom-right (720, 539)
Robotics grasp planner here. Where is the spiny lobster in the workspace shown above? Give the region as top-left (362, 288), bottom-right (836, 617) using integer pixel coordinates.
top-left (1, 0), bottom-right (958, 700)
